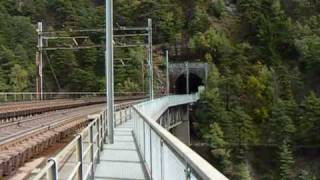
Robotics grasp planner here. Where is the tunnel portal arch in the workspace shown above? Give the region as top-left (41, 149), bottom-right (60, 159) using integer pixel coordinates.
top-left (169, 62), bottom-right (208, 94)
top-left (175, 73), bottom-right (204, 94)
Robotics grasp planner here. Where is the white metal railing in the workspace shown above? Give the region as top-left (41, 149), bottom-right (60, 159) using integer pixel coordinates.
top-left (31, 100), bottom-right (143, 180)
top-left (132, 89), bottom-right (228, 180)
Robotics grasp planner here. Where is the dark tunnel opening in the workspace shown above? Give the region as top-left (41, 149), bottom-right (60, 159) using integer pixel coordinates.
top-left (175, 73), bottom-right (204, 94)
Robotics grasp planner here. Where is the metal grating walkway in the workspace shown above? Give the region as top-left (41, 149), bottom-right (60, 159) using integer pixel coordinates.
top-left (94, 119), bottom-right (147, 180)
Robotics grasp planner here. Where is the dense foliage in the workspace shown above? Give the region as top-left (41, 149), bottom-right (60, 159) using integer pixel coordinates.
top-left (0, 0), bottom-right (147, 93)
top-left (0, 0), bottom-right (319, 179)
top-left (192, 0), bottom-right (320, 179)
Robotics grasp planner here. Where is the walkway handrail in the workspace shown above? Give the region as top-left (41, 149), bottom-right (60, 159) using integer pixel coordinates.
top-left (32, 110), bottom-right (106, 180)
top-left (132, 91), bottom-right (228, 180)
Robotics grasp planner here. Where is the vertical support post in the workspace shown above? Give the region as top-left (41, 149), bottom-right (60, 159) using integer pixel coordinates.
top-left (186, 104), bottom-right (190, 145)
top-left (185, 166), bottom-right (191, 180)
top-left (148, 19), bottom-right (154, 100)
top-left (89, 126), bottom-right (95, 180)
top-left (47, 158), bottom-right (58, 180)
top-left (160, 140), bottom-right (164, 180)
top-left (185, 62), bottom-right (189, 94)
top-left (141, 60), bottom-right (145, 94)
top-left (149, 127), bottom-right (153, 177)
top-left (120, 107), bottom-right (123, 125)
top-left (205, 63), bottom-right (208, 86)
top-left (143, 121), bottom-right (146, 161)
top-left (125, 106), bottom-right (128, 121)
top-left (128, 106), bottom-right (132, 120)
top-left (97, 118), bottom-right (101, 160)
top-left (103, 110), bottom-right (107, 144)
top-left (36, 22), bottom-right (43, 100)
top-left (77, 136), bottom-right (83, 180)
top-left (106, 0), bottom-right (114, 144)
top-left (166, 50), bottom-right (170, 95)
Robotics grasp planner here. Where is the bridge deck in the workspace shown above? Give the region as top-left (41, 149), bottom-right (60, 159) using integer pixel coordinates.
top-left (95, 119), bottom-right (147, 180)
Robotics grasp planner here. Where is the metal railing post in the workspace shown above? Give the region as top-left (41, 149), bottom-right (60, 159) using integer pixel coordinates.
top-left (143, 120), bottom-right (146, 161)
top-left (97, 118), bottom-right (101, 161)
top-left (160, 140), bottom-right (164, 180)
top-left (124, 106), bottom-right (127, 122)
top-left (47, 158), bottom-right (58, 180)
top-left (120, 107), bottom-right (123, 125)
top-left (104, 110), bottom-right (108, 144)
top-left (89, 125), bottom-right (95, 180)
top-left (77, 136), bottom-right (83, 180)
top-left (185, 166), bottom-right (191, 180)
top-left (103, 110), bottom-right (109, 143)
top-left (99, 114), bottom-right (104, 151)
top-left (149, 127), bottom-right (153, 178)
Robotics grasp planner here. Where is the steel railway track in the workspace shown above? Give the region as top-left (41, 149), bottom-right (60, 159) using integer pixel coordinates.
top-left (0, 95), bottom-right (146, 123)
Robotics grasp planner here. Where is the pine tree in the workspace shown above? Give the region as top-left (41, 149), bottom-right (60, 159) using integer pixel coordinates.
top-left (233, 162), bottom-right (252, 180)
top-left (204, 122), bottom-right (232, 175)
top-left (232, 107), bottom-right (256, 145)
top-left (268, 100), bottom-right (296, 144)
top-left (278, 140), bottom-right (294, 180)
top-left (299, 92), bottom-right (320, 144)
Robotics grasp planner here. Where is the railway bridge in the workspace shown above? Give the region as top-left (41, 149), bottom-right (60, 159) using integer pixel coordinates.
top-left (31, 89), bottom-right (228, 180)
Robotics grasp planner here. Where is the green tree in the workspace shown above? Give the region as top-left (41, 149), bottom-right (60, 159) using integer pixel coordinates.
top-left (233, 162), bottom-right (252, 180)
top-left (268, 100), bottom-right (296, 144)
top-left (278, 140), bottom-right (294, 180)
top-left (208, 0), bottom-right (226, 18)
top-left (189, 5), bottom-right (210, 34)
top-left (9, 64), bottom-right (28, 92)
top-left (48, 50), bottom-right (78, 90)
top-left (298, 92), bottom-right (320, 144)
top-left (204, 122), bottom-right (232, 175)
top-left (189, 28), bottom-right (232, 63)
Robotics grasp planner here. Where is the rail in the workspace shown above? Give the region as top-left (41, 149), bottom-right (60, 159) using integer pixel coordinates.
top-left (132, 89), bottom-right (228, 180)
top-left (31, 100), bottom-right (143, 180)
top-left (0, 92), bottom-right (147, 102)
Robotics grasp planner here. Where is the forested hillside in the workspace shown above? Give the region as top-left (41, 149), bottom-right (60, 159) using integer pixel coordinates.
top-left (0, 0), bottom-right (319, 179)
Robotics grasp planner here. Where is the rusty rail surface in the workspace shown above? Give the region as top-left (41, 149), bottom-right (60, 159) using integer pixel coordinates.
top-left (0, 92), bottom-right (147, 103)
top-left (0, 95), bottom-right (146, 123)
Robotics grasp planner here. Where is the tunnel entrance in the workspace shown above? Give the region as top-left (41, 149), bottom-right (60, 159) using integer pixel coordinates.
top-left (175, 73), bottom-right (203, 94)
